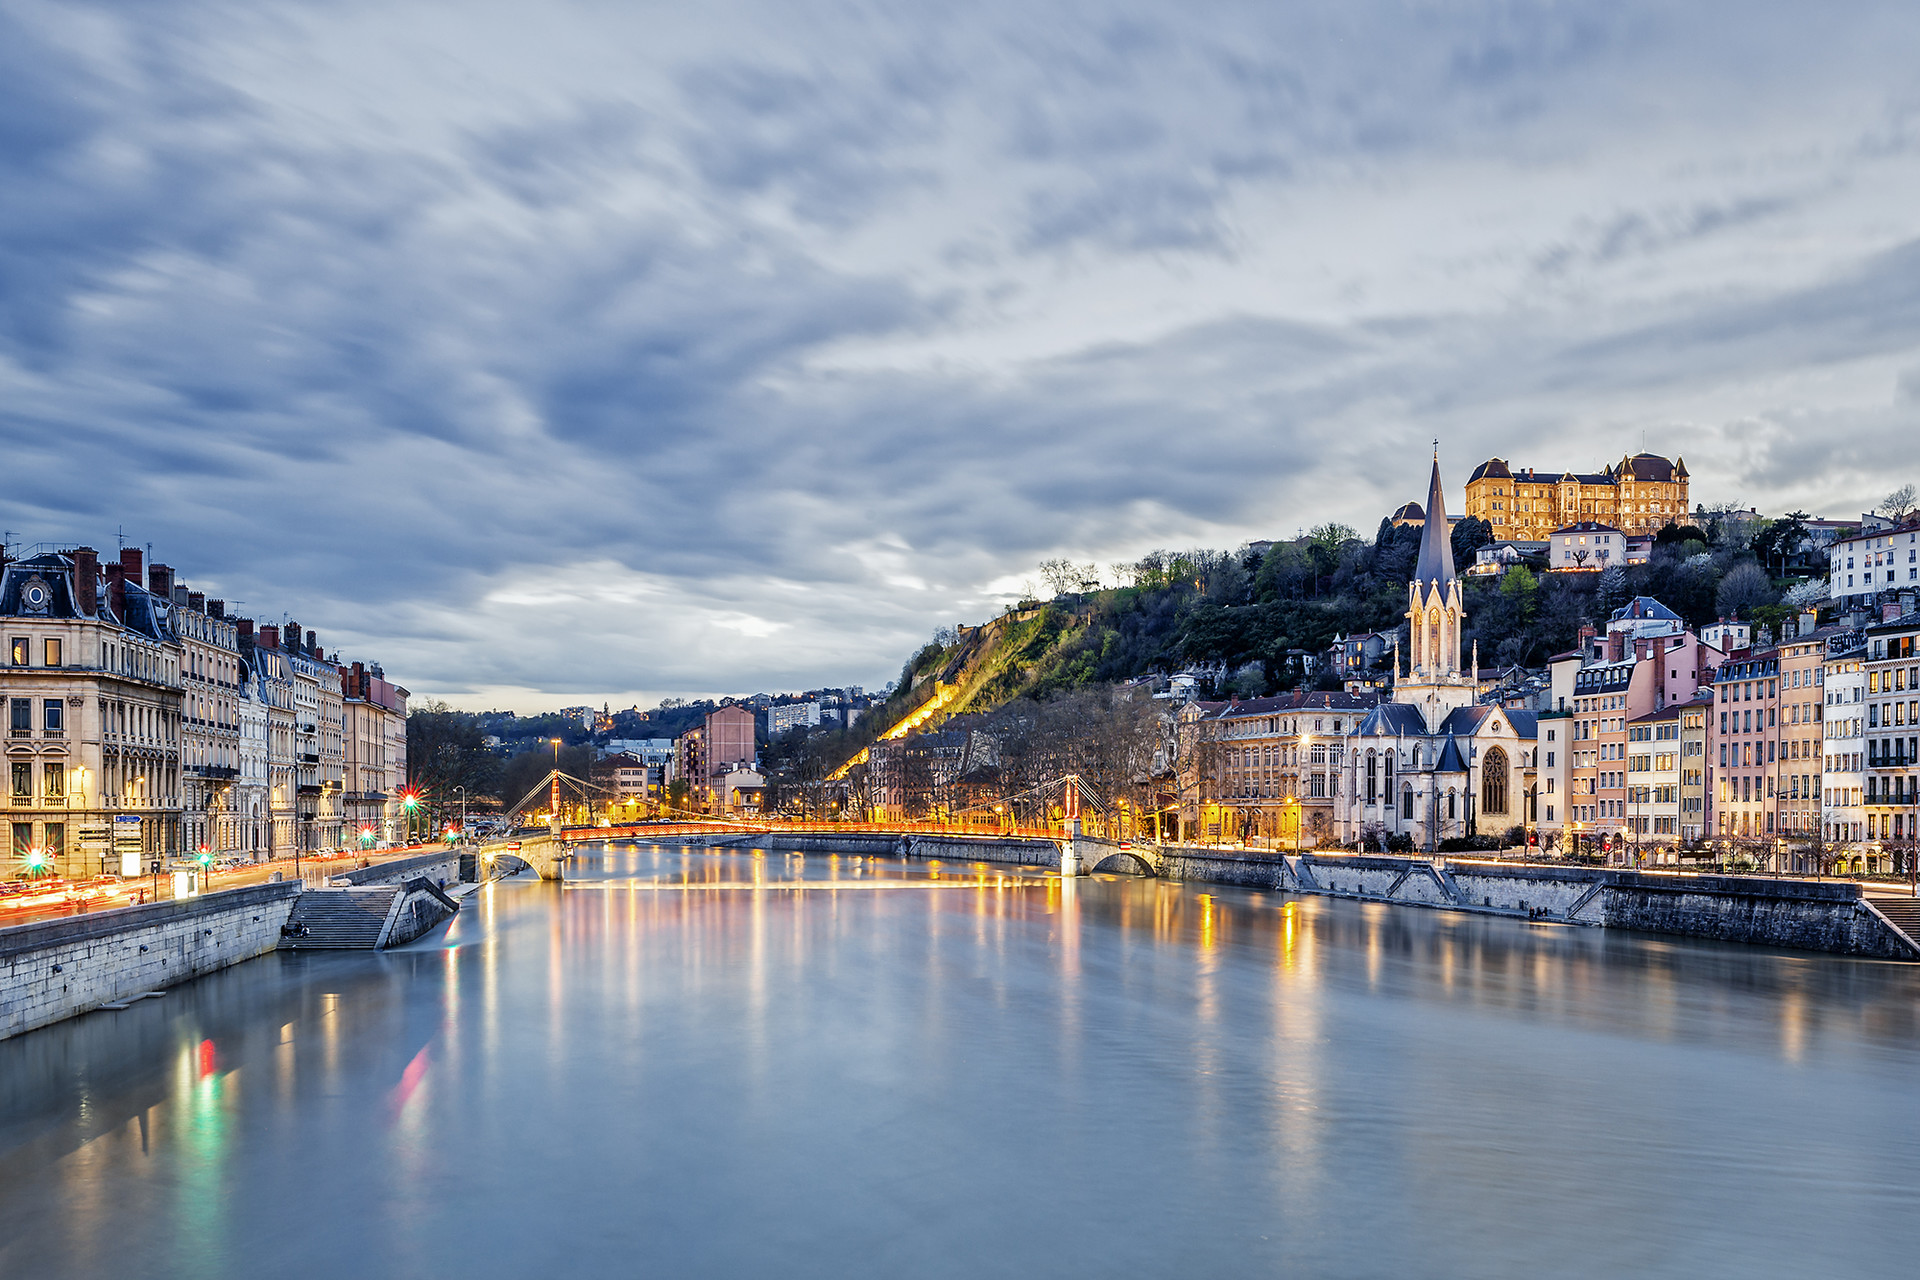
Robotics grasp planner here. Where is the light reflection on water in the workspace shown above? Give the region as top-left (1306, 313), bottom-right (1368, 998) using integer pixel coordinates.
top-left (3, 843), bottom-right (1920, 1279)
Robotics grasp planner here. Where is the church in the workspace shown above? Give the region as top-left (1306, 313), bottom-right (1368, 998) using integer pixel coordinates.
top-left (1336, 455), bottom-right (1539, 848)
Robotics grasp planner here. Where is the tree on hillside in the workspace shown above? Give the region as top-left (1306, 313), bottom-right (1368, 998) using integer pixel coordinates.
top-left (1655, 520), bottom-right (1709, 546)
top-left (1752, 512), bottom-right (1809, 575)
top-left (1451, 516), bottom-right (1495, 566)
top-left (1716, 562), bottom-right (1777, 620)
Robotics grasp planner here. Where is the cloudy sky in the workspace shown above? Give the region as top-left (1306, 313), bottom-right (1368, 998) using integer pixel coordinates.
top-left (6, 1), bottom-right (1920, 709)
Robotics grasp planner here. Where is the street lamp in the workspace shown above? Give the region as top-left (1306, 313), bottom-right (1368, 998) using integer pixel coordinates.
top-left (455, 786), bottom-right (468, 850)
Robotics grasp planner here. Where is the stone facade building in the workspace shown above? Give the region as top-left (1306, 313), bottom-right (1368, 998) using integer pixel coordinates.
top-left (342, 661), bottom-right (408, 845)
top-left (2, 547), bottom-right (184, 877)
top-left (1463, 453), bottom-right (1689, 540)
top-left (1181, 690), bottom-right (1378, 846)
top-left (173, 585), bottom-right (242, 860)
top-left (1863, 611), bottom-right (1920, 863)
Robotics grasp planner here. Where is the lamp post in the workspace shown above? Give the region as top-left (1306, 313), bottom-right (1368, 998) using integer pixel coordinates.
top-left (455, 785), bottom-right (468, 852)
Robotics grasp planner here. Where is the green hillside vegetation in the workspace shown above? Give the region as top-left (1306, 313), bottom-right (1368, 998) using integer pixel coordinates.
top-left (874, 508), bottom-right (1822, 729)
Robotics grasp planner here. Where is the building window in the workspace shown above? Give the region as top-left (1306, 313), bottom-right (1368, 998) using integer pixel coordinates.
top-left (10, 699), bottom-right (29, 733)
top-left (43, 638), bottom-right (60, 667)
top-left (43, 764), bottom-right (63, 798)
top-left (10, 763), bottom-right (28, 798)
top-left (1482, 747), bottom-right (1509, 814)
top-left (43, 701), bottom-right (62, 733)
top-left (8, 637), bottom-right (25, 666)
top-left (1402, 784), bottom-right (1414, 820)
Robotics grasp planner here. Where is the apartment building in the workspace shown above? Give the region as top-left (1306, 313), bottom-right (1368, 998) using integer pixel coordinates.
top-left (1712, 649), bottom-right (1783, 858)
top-left (342, 660), bottom-right (408, 844)
top-left (1823, 641), bottom-right (1867, 851)
top-left (1679, 694), bottom-right (1711, 842)
top-left (1194, 691), bottom-right (1378, 845)
top-left (3, 546), bottom-right (185, 877)
top-left (172, 583), bottom-right (242, 860)
top-left (1829, 522), bottom-right (1920, 609)
top-left (1624, 704), bottom-right (1682, 861)
top-left (1863, 611), bottom-right (1920, 865)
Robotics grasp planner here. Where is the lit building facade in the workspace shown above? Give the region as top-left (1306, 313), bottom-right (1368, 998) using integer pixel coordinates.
top-left (1464, 453), bottom-right (1689, 540)
top-left (3, 546), bottom-right (184, 877)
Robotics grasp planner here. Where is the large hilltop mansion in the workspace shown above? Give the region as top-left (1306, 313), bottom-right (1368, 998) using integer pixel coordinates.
top-left (1463, 452), bottom-right (1689, 540)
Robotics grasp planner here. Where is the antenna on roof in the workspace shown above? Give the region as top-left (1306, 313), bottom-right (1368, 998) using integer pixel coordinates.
top-left (116, 525), bottom-right (125, 551)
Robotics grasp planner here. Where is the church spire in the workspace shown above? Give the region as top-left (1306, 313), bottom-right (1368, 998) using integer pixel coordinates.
top-left (1413, 454), bottom-right (1456, 584)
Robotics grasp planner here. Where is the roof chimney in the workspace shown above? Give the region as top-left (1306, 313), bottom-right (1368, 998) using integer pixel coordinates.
top-left (104, 561), bottom-right (127, 620)
top-left (1885, 601), bottom-right (1904, 623)
top-left (306, 630), bottom-right (317, 654)
top-left (120, 547), bottom-right (143, 581)
top-left (286, 620), bottom-right (300, 653)
top-left (188, 591), bottom-right (205, 613)
top-left (147, 562), bottom-right (174, 605)
top-left (71, 548), bottom-right (99, 618)
top-left (236, 618), bottom-right (254, 647)
top-left (260, 624), bottom-right (280, 649)
top-left (208, 599), bottom-right (225, 619)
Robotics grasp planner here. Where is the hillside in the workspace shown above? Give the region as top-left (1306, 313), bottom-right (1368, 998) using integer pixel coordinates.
top-left (855, 511), bottom-right (1822, 745)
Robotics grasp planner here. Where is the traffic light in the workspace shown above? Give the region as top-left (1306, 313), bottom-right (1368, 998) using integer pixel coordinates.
top-left (197, 847), bottom-right (213, 868)
top-left (403, 793), bottom-right (418, 811)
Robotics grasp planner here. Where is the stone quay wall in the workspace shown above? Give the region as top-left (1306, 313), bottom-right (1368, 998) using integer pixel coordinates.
top-left (716, 831), bottom-right (1062, 865)
top-left (329, 851), bottom-right (464, 889)
top-left (1191, 848), bottom-right (1916, 961)
top-left (0, 882), bottom-right (302, 1041)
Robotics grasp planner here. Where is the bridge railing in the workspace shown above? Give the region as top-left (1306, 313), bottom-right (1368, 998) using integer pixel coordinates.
top-left (564, 819), bottom-right (1066, 841)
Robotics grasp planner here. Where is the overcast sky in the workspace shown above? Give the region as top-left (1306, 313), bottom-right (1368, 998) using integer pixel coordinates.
top-left (6, 2), bottom-right (1920, 710)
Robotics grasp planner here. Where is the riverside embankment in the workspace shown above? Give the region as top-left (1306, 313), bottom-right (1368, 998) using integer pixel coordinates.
top-left (0, 881), bottom-right (301, 1040)
top-left (712, 829), bottom-right (1920, 960)
top-left (1, 851), bottom-right (472, 1042)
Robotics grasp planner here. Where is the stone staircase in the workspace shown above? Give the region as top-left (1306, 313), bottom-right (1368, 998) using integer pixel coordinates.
top-left (279, 887), bottom-right (400, 950)
top-left (1866, 894), bottom-right (1920, 956)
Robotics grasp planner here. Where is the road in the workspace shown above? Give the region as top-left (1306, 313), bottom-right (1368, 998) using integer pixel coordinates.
top-left (0, 844), bottom-right (455, 930)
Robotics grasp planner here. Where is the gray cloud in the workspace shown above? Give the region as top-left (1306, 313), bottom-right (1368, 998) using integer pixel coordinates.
top-left (4, 0), bottom-right (1920, 706)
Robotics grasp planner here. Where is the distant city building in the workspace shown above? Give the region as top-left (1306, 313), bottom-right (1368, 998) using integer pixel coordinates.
top-left (767, 701), bottom-right (822, 736)
top-left (1464, 453), bottom-right (1689, 540)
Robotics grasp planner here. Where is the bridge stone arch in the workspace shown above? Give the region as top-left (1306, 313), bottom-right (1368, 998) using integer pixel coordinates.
top-left (1066, 835), bottom-right (1162, 877)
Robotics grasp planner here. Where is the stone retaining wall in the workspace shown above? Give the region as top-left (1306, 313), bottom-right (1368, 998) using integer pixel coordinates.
top-left (328, 852), bottom-right (463, 888)
top-left (0, 882), bottom-right (302, 1041)
top-left (906, 835), bottom-right (1060, 867)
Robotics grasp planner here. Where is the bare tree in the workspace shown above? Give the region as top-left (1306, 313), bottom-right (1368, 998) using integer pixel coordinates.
top-left (1879, 484), bottom-right (1916, 521)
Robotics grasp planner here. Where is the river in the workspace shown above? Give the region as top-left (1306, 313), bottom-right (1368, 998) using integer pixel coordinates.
top-left (3, 845), bottom-right (1919, 1278)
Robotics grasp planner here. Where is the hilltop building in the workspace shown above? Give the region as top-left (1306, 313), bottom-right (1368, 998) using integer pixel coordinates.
top-left (1464, 453), bottom-right (1689, 540)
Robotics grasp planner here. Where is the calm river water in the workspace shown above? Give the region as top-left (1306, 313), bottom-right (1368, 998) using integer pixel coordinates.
top-left (4, 846), bottom-right (1920, 1279)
